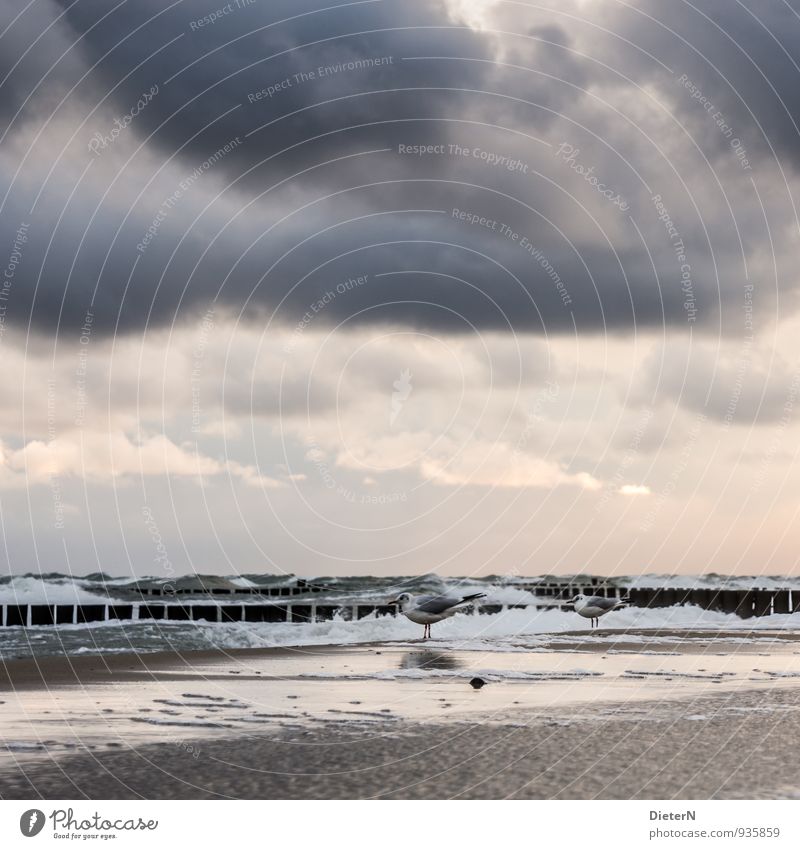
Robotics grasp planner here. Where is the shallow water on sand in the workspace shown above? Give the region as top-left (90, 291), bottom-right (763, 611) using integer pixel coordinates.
top-left (2, 632), bottom-right (800, 763)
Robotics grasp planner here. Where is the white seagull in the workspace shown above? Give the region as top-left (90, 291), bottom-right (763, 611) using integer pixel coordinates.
top-left (388, 592), bottom-right (486, 639)
top-left (570, 594), bottom-right (626, 628)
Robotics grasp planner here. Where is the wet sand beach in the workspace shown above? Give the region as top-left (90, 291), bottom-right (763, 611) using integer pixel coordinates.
top-left (2, 630), bottom-right (800, 799)
top-left (3, 686), bottom-right (800, 799)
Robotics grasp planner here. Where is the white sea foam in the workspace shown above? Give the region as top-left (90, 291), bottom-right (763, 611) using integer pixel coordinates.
top-left (2, 600), bottom-right (800, 660)
top-left (0, 576), bottom-right (125, 604)
top-left (228, 576), bottom-right (259, 588)
top-left (184, 604), bottom-right (800, 652)
top-left (623, 573), bottom-right (800, 590)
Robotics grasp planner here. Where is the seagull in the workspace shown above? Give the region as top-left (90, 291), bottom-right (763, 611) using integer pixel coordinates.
top-left (569, 594), bottom-right (626, 628)
top-left (388, 592), bottom-right (486, 639)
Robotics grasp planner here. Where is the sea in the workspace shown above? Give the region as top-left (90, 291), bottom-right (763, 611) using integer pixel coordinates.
top-left (2, 571), bottom-right (800, 661)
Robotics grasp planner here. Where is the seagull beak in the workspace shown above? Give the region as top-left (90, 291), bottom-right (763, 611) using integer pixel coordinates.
top-left (387, 598), bottom-right (400, 606)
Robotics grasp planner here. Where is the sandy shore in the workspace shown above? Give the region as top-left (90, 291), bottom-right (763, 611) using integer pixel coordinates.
top-left (0, 645), bottom-right (342, 690)
top-left (2, 633), bottom-right (800, 799)
top-left (2, 685), bottom-right (800, 799)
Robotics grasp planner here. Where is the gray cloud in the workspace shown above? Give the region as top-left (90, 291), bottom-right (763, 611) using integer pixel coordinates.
top-left (609, 0), bottom-right (800, 170)
top-left (635, 339), bottom-right (800, 427)
top-left (0, 0), bottom-right (794, 340)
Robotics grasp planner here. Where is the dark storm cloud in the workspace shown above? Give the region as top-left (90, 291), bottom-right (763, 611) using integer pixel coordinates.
top-left (53, 0), bottom-right (503, 176)
top-left (0, 3), bottom-right (83, 130)
top-left (43, 0), bottom-right (595, 218)
top-left (0, 0), bottom-right (793, 338)
top-left (0, 147), bottom-right (725, 338)
top-left (0, 0), bottom-right (593, 336)
top-left (610, 0), bottom-right (800, 170)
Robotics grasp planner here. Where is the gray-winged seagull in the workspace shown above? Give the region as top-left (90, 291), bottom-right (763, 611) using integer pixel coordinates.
top-left (570, 594), bottom-right (625, 628)
top-left (388, 592), bottom-right (486, 639)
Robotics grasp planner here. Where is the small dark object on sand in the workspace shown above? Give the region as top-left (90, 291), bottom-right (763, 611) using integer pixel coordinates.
top-left (469, 677), bottom-right (487, 690)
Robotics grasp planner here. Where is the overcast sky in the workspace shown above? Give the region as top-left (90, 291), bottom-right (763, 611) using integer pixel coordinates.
top-left (2, 0), bottom-right (800, 579)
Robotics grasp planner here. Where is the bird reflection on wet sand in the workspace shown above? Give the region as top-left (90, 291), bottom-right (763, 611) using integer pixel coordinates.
top-left (399, 650), bottom-right (462, 671)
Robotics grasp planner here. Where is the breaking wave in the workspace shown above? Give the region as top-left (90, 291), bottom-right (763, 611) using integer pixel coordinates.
top-left (2, 602), bottom-right (800, 661)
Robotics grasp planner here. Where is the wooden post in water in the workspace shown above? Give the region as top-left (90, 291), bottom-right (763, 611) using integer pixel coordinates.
top-left (624, 589), bottom-right (640, 607)
top-left (736, 591), bottom-right (755, 619)
top-left (753, 591), bottom-right (773, 617)
top-left (649, 589), bottom-right (667, 608)
top-left (721, 591), bottom-right (739, 614)
top-left (773, 590), bottom-right (790, 614)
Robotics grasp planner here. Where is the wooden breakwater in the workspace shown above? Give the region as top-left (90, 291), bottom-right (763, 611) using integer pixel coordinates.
top-left (1, 586), bottom-right (797, 627)
top-left (0, 600), bottom-right (529, 627)
top-left (0, 598), bottom-right (566, 627)
top-left (0, 602), bottom-right (388, 627)
top-left (625, 587), bottom-right (798, 617)
top-left (517, 581), bottom-right (800, 618)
